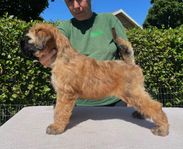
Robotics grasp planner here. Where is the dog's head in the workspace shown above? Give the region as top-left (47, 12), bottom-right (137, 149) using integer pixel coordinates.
top-left (20, 23), bottom-right (56, 60)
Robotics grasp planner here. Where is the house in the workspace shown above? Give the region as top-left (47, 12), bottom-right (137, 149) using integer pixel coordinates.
top-left (113, 9), bottom-right (142, 29)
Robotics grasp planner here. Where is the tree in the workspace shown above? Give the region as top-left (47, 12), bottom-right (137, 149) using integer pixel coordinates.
top-left (0, 0), bottom-right (52, 21)
top-left (143, 0), bottom-right (183, 28)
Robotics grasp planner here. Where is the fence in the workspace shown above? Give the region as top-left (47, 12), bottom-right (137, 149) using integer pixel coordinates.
top-left (0, 86), bottom-right (182, 126)
top-left (0, 101), bottom-right (55, 126)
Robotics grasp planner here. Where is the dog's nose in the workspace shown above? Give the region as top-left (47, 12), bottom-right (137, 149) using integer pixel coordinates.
top-left (20, 36), bottom-right (31, 54)
top-left (20, 36), bottom-right (30, 50)
top-left (20, 29), bottom-right (29, 47)
top-left (20, 35), bottom-right (37, 59)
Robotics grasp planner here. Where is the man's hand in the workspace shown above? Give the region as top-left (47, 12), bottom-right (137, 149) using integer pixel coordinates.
top-left (38, 49), bottom-right (57, 68)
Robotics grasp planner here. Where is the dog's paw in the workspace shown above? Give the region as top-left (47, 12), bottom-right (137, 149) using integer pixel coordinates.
top-left (151, 126), bottom-right (169, 136)
top-left (46, 124), bottom-right (65, 135)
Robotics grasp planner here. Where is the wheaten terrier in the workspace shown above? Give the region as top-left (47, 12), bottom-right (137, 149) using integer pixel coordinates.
top-left (20, 23), bottom-right (169, 136)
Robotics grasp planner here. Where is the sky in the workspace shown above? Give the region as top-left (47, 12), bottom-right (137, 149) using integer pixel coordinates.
top-left (41, 0), bottom-right (152, 26)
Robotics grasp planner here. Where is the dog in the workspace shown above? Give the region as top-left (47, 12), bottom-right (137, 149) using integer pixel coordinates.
top-left (20, 23), bottom-right (169, 136)
top-left (112, 28), bottom-right (135, 65)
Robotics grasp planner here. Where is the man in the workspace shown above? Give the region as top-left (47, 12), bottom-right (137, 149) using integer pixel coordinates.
top-left (40, 0), bottom-right (129, 106)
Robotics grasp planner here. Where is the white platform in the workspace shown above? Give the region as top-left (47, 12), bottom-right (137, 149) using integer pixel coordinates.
top-left (0, 106), bottom-right (182, 149)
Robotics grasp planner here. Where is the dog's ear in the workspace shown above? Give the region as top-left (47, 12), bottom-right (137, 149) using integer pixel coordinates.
top-left (36, 28), bottom-right (49, 37)
top-left (36, 29), bottom-right (52, 44)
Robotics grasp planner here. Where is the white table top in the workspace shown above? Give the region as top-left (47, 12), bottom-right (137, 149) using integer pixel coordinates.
top-left (0, 106), bottom-right (182, 149)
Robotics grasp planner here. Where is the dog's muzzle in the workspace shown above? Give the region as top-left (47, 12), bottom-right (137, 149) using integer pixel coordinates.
top-left (20, 32), bottom-right (40, 60)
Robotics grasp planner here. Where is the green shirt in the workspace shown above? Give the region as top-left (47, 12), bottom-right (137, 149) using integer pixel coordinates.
top-left (57, 13), bottom-right (128, 106)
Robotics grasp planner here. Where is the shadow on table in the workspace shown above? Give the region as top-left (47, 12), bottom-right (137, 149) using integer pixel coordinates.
top-left (67, 107), bottom-right (155, 131)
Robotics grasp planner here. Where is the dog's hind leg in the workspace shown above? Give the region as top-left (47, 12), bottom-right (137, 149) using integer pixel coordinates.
top-left (46, 93), bottom-right (76, 135)
top-left (118, 87), bottom-right (169, 136)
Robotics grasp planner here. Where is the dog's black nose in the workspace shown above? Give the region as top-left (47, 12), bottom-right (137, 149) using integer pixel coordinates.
top-left (20, 36), bottom-right (31, 56)
top-left (20, 36), bottom-right (31, 50)
top-left (20, 35), bottom-right (38, 59)
top-left (20, 29), bottom-right (29, 50)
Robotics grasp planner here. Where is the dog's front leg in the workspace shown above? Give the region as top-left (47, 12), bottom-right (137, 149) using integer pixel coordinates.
top-left (46, 93), bottom-right (76, 135)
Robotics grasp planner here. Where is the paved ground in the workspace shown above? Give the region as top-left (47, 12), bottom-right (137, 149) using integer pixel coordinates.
top-left (0, 106), bottom-right (182, 149)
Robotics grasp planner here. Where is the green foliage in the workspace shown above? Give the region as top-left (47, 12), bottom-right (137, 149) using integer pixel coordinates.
top-left (144, 0), bottom-right (183, 29)
top-left (127, 26), bottom-right (183, 107)
top-left (0, 15), bottom-right (182, 107)
top-left (0, 15), bottom-right (56, 105)
top-left (0, 0), bottom-right (50, 21)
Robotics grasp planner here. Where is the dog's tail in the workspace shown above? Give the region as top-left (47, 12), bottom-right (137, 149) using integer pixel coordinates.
top-left (112, 28), bottom-right (135, 65)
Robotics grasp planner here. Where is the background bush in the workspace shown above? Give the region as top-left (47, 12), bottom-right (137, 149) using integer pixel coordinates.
top-left (0, 15), bottom-right (182, 107)
top-left (0, 15), bottom-right (55, 106)
top-left (128, 26), bottom-right (183, 107)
